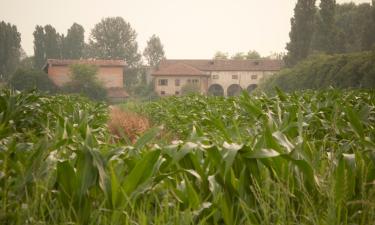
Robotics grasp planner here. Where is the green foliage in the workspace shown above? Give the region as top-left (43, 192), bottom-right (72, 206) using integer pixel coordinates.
top-left (33, 24), bottom-right (63, 69)
top-left (312, 0), bottom-right (338, 53)
top-left (213, 51), bottom-right (229, 59)
top-left (62, 23), bottom-right (85, 59)
top-left (62, 64), bottom-right (107, 101)
top-left (33, 23), bottom-right (85, 68)
top-left (44, 25), bottom-right (62, 59)
top-left (285, 0), bottom-right (317, 66)
top-left (231, 50), bottom-right (261, 60)
top-left (1, 89), bottom-right (375, 224)
top-left (181, 83), bottom-right (201, 95)
top-left (33, 25), bottom-right (45, 69)
top-left (286, 1), bottom-right (375, 66)
top-left (9, 68), bottom-right (57, 92)
top-left (88, 17), bottom-right (141, 67)
top-left (0, 21), bottom-right (21, 80)
top-left (143, 34), bottom-right (165, 67)
top-left (245, 50), bottom-right (261, 59)
top-left (260, 51), bottom-right (375, 92)
top-left (335, 3), bottom-right (374, 52)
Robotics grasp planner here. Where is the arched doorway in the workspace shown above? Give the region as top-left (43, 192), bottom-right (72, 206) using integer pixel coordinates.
top-left (247, 84), bottom-right (258, 93)
top-left (208, 84), bottom-right (224, 96)
top-left (227, 84), bottom-right (242, 96)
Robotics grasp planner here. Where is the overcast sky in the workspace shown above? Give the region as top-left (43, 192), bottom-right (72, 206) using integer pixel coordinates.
top-left (0, 0), bottom-right (371, 59)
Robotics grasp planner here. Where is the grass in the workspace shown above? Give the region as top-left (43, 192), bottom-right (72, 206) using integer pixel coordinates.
top-left (1, 89), bottom-right (374, 225)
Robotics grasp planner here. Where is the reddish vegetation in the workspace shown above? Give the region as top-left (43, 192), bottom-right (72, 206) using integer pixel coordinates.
top-left (108, 106), bottom-right (150, 142)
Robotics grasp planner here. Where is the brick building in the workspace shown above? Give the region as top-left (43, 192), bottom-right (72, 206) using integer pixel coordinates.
top-left (43, 59), bottom-right (128, 100)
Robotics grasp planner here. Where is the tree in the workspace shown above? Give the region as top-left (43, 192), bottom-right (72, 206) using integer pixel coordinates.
top-left (9, 68), bottom-right (56, 92)
top-left (335, 3), bottom-right (373, 52)
top-left (44, 25), bottom-right (62, 59)
top-left (0, 21), bottom-right (21, 81)
top-left (143, 34), bottom-right (165, 67)
top-left (362, 1), bottom-right (375, 49)
top-left (33, 25), bottom-right (46, 69)
top-left (213, 51), bottom-right (229, 59)
top-left (62, 64), bottom-right (107, 101)
top-left (88, 17), bottom-right (141, 67)
top-left (313, 0), bottom-right (338, 53)
top-left (246, 50), bottom-right (261, 59)
top-left (62, 23), bottom-right (85, 59)
top-left (284, 0), bottom-right (316, 66)
top-left (33, 25), bottom-right (62, 68)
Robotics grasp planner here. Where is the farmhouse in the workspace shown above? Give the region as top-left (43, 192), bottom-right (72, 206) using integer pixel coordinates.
top-left (152, 59), bottom-right (283, 96)
top-left (43, 59), bottom-right (129, 100)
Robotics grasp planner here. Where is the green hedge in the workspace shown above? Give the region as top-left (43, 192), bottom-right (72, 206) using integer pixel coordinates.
top-left (261, 51), bottom-right (375, 92)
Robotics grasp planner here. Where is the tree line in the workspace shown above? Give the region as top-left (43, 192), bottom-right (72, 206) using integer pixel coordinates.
top-left (285, 0), bottom-right (375, 66)
top-left (0, 17), bottom-right (166, 97)
top-left (260, 50), bottom-right (375, 92)
top-left (32, 17), bottom-right (165, 70)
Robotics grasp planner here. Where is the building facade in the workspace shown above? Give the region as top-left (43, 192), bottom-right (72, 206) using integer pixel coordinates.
top-left (152, 59), bottom-right (283, 96)
top-left (43, 59), bottom-right (129, 100)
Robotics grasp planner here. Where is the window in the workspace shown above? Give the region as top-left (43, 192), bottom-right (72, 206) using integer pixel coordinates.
top-left (192, 79), bottom-right (199, 84)
top-left (251, 75), bottom-right (258, 80)
top-left (175, 91), bottom-right (180, 95)
top-left (160, 91), bottom-right (165, 95)
top-left (232, 75), bottom-right (238, 79)
top-left (158, 79), bottom-right (168, 86)
top-left (212, 75), bottom-right (219, 79)
top-left (188, 79), bottom-right (199, 84)
top-left (175, 79), bottom-right (180, 86)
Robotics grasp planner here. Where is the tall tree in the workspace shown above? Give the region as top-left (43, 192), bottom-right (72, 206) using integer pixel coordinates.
top-left (313, 0), bottom-right (337, 53)
top-left (284, 0), bottom-right (316, 66)
top-left (62, 23), bottom-right (85, 59)
top-left (335, 3), bottom-right (373, 52)
top-left (0, 21), bottom-right (21, 80)
top-left (33, 25), bottom-right (46, 69)
top-left (88, 17), bottom-right (141, 67)
top-left (143, 34), bottom-right (165, 67)
top-left (44, 25), bottom-right (61, 59)
top-left (362, 1), bottom-right (375, 50)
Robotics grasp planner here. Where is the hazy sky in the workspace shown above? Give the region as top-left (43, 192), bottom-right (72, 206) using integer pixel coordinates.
top-left (0, 0), bottom-right (371, 59)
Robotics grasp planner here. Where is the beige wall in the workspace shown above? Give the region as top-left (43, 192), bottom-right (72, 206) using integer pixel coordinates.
top-left (154, 75), bottom-right (208, 96)
top-left (208, 70), bottom-right (277, 95)
top-left (48, 65), bottom-right (124, 88)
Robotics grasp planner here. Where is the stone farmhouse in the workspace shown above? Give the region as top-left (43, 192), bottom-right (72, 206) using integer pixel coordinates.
top-left (152, 59), bottom-right (283, 96)
top-left (43, 59), bottom-right (129, 101)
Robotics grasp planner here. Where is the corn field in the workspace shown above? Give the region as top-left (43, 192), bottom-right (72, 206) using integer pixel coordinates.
top-left (1, 89), bottom-right (375, 225)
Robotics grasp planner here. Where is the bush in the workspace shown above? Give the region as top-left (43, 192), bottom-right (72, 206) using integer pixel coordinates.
top-left (260, 51), bottom-right (375, 92)
top-left (181, 83), bottom-right (201, 95)
top-left (62, 64), bottom-right (107, 101)
top-left (9, 68), bottom-right (57, 92)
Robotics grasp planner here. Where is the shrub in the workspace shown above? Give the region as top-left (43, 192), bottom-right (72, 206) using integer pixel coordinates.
top-left (62, 64), bottom-right (107, 101)
top-left (260, 51), bottom-right (375, 92)
top-left (9, 68), bottom-right (57, 92)
top-left (181, 82), bottom-right (201, 95)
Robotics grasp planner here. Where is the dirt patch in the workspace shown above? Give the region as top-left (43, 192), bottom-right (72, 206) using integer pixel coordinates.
top-left (108, 106), bottom-right (150, 143)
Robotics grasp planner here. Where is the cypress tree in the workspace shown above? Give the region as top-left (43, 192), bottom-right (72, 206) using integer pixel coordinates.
top-left (285, 0), bottom-right (317, 67)
top-left (33, 25), bottom-right (46, 69)
top-left (314, 0), bottom-right (337, 53)
top-left (62, 23), bottom-right (85, 59)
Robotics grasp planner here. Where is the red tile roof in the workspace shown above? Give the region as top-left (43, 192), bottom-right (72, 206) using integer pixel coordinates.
top-left (152, 62), bottom-right (208, 76)
top-left (44, 59), bottom-right (126, 69)
top-left (153, 59), bottom-right (283, 76)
